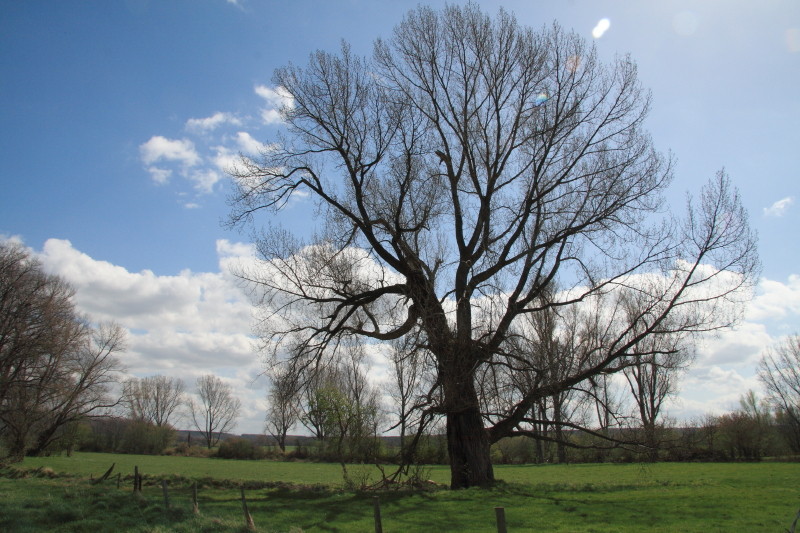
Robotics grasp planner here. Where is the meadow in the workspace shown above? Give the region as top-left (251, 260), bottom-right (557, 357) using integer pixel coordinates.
top-left (1, 453), bottom-right (798, 532)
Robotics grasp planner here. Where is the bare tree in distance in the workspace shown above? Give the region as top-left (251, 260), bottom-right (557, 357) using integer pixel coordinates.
top-left (0, 242), bottom-right (126, 459)
top-left (228, 5), bottom-right (759, 488)
top-left (290, 345), bottom-right (384, 461)
top-left (622, 308), bottom-right (692, 461)
top-left (388, 332), bottom-right (439, 464)
top-left (122, 375), bottom-right (186, 428)
top-left (758, 335), bottom-right (800, 451)
top-left (27, 322), bottom-right (127, 455)
top-left (495, 293), bottom-right (591, 463)
top-left (265, 366), bottom-right (299, 452)
top-left (191, 374), bottom-right (242, 449)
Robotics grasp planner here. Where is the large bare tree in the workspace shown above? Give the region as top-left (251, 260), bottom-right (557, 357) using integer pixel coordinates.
top-left (190, 374), bottom-right (241, 449)
top-left (229, 5), bottom-right (758, 488)
top-left (0, 242), bottom-right (126, 460)
top-left (621, 305), bottom-right (692, 461)
top-left (265, 365), bottom-right (299, 452)
top-left (122, 375), bottom-right (186, 428)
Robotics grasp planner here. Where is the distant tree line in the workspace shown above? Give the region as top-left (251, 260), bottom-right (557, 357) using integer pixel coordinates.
top-left (263, 331), bottom-right (800, 467)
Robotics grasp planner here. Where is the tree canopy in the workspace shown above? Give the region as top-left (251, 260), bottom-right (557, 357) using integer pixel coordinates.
top-left (229, 4), bottom-right (758, 488)
top-left (0, 242), bottom-right (126, 460)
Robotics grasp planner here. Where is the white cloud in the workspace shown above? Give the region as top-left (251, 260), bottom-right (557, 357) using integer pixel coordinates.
top-left (17, 237), bottom-right (268, 434)
top-left (212, 145), bottom-right (239, 174)
top-left (235, 131), bottom-right (263, 155)
top-left (672, 365), bottom-right (760, 419)
top-left (189, 168), bottom-right (222, 193)
top-left (140, 136), bottom-right (200, 168)
top-left (146, 166), bottom-right (173, 185)
top-left (11, 234), bottom-right (800, 432)
top-left (763, 196), bottom-right (794, 217)
top-left (217, 239), bottom-right (256, 258)
top-left (185, 112), bottom-right (242, 134)
top-left (260, 109), bottom-right (282, 124)
top-left (694, 322), bottom-right (772, 366)
top-left (746, 274), bottom-right (800, 323)
top-left (254, 85), bottom-right (294, 125)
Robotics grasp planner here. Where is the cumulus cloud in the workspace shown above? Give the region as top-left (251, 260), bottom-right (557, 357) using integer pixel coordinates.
top-left (255, 85), bottom-right (294, 124)
top-left (139, 136), bottom-right (203, 187)
top-left (14, 233), bottom-right (800, 432)
top-left (140, 136), bottom-right (200, 167)
top-left (212, 145), bottom-right (239, 174)
top-left (146, 166), bottom-right (173, 185)
top-left (672, 365), bottom-right (760, 418)
top-left (185, 112), bottom-right (242, 134)
top-left (217, 239), bottom-right (256, 258)
top-left (763, 196), bottom-right (794, 217)
top-left (189, 168), bottom-right (222, 193)
top-left (746, 274), bottom-right (800, 322)
top-left (235, 131), bottom-right (263, 155)
top-left (694, 322), bottom-right (772, 366)
top-left (18, 237), bottom-right (268, 433)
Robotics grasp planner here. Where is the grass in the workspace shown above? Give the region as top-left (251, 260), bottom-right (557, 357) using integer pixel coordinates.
top-left (3, 454), bottom-right (799, 532)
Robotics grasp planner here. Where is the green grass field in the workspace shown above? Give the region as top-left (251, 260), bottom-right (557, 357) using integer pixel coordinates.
top-left (2, 453), bottom-right (798, 532)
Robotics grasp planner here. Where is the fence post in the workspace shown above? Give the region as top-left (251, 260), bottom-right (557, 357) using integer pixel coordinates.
top-left (192, 482), bottom-right (199, 515)
top-left (495, 507), bottom-right (507, 533)
top-left (373, 496), bottom-right (383, 533)
top-left (240, 488), bottom-right (256, 531)
top-left (133, 466), bottom-right (139, 493)
top-left (116, 472), bottom-right (121, 489)
top-left (161, 479), bottom-right (170, 510)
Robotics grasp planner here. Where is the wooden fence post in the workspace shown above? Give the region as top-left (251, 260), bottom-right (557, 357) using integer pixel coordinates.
top-left (373, 496), bottom-right (383, 533)
top-left (788, 508), bottom-right (800, 533)
top-left (116, 472), bottom-right (121, 489)
top-left (133, 466), bottom-right (139, 493)
top-left (240, 488), bottom-right (256, 531)
top-left (495, 507), bottom-right (507, 533)
top-left (161, 479), bottom-right (170, 510)
top-left (192, 482), bottom-right (199, 515)
top-left (91, 463), bottom-right (115, 485)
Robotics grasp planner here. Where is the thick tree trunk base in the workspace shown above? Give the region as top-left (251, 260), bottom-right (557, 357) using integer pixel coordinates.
top-left (446, 408), bottom-right (494, 489)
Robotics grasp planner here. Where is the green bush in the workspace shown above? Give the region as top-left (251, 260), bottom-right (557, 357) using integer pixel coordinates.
top-left (216, 438), bottom-right (267, 460)
top-left (118, 421), bottom-right (176, 455)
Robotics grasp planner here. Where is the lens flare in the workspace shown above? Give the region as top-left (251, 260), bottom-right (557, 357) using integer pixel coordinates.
top-left (592, 18), bottom-right (611, 39)
top-left (534, 92), bottom-right (549, 106)
top-left (787, 28), bottom-right (800, 53)
top-left (567, 55), bottom-right (582, 73)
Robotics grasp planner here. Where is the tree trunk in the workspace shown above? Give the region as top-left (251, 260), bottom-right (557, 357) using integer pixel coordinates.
top-left (29, 421), bottom-right (61, 456)
top-left (443, 373), bottom-right (494, 489)
top-left (5, 425), bottom-right (28, 462)
top-left (446, 407), bottom-right (494, 488)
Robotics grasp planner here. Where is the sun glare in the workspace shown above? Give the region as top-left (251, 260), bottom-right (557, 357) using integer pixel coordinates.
top-left (673, 11), bottom-right (700, 37)
top-left (592, 18), bottom-right (611, 39)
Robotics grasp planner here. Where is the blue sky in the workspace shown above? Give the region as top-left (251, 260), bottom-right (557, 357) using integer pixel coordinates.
top-left (1, 0), bottom-right (799, 434)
